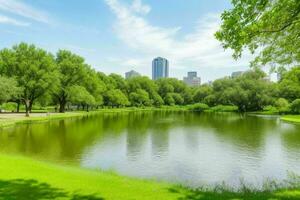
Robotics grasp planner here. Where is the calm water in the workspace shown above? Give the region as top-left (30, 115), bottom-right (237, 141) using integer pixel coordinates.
top-left (1, 111), bottom-right (300, 187)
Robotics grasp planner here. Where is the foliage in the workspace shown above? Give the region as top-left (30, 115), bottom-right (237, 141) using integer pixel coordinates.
top-left (0, 76), bottom-right (21, 104)
top-left (290, 99), bottom-right (300, 114)
top-left (193, 85), bottom-right (213, 103)
top-left (1, 43), bottom-right (300, 114)
top-left (129, 89), bottom-right (151, 107)
top-left (67, 85), bottom-right (96, 107)
top-left (209, 105), bottom-right (238, 112)
top-left (0, 43), bottom-right (58, 116)
top-left (278, 66), bottom-right (300, 102)
top-left (216, 0), bottom-right (300, 68)
top-left (104, 89), bottom-right (130, 107)
top-left (274, 98), bottom-right (290, 114)
top-left (188, 103), bottom-right (209, 112)
top-left (54, 50), bottom-right (89, 112)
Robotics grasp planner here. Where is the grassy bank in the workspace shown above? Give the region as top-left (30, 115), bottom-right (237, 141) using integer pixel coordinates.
top-left (0, 107), bottom-right (191, 128)
top-left (281, 115), bottom-right (300, 123)
top-left (0, 154), bottom-right (299, 200)
top-left (0, 154), bottom-right (180, 200)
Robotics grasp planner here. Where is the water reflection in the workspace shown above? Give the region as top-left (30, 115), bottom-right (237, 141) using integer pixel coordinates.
top-left (0, 111), bottom-right (300, 187)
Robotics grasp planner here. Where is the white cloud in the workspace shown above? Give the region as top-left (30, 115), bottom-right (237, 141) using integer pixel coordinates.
top-left (131, 0), bottom-right (151, 15)
top-left (0, 0), bottom-right (49, 23)
top-left (104, 0), bottom-right (254, 80)
top-left (0, 14), bottom-right (29, 26)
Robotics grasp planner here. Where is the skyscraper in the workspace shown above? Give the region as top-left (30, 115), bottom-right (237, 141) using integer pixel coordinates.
top-left (152, 57), bottom-right (169, 80)
top-left (125, 70), bottom-right (141, 79)
top-left (183, 71), bottom-right (201, 87)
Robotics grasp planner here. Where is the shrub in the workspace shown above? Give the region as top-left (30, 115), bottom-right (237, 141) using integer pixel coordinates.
top-left (1, 102), bottom-right (17, 112)
top-left (290, 99), bottom-right (300, 114)
top-left (210, 105), bottom-right (238, 112)
top-left (188, 103), bottom-right (209, 112)
top-left (263, 105), bottom-right (278, 113)
top-left (274, 98), bottom-right (290, 114)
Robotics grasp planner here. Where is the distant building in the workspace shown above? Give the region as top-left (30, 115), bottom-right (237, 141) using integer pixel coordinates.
top-left (231, 71), bottom-right (244, 78)
top-left (152, 57), bottom-right (169, 80)
top-left (183, 71), bottom-right (201, 87)
top-left (125, 70), bottom-right (141, 79)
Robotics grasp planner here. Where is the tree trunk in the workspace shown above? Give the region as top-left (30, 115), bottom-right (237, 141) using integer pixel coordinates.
top-left (86, 105), bottom-right (89, 112)
top-left (24, 99), bottom-right (30, 117)
top-left (29, 101), bottom-right (33, 113)
top-left (59, 99), bottom-right (66, 113)
top-left (16, 101), bottom-right (20, 113)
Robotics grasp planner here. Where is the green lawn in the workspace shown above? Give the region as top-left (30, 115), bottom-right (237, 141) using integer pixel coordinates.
top-left (281, 115), bottom-right (300, 123)
top-left (0, 154), bottom-right (300, 200)
top-left (0, 107), bottom-right (188, 128)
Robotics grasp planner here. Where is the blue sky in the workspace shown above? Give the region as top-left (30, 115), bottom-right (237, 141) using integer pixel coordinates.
top-left (0, 0), bottom-right (255, 82)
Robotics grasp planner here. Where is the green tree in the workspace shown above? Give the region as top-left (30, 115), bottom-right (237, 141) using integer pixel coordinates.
top-left (171, 93), bottom-right (184, 105)
top-left (274, 98), bottom-right (290, 113)
top-left (104, 89), bottom-right (129, 107)
top-left (83, 69), bottom-right (106, 108)
top-left (129, 89), bottom-right (151, 107)
top-left (216, 0), bottom-right (300, 68)
top-left (109, 73), bottom-right (128, 95)
top-left (278, 66), bottom-right (300, 102)
top-left (157, 78), bottom-right (190, 105)
top-left (290, 99), bottom-right (300, 114)
top-left (127, 76), bottom-right (161, 106)
top-left (54, 50), bottom-right (88, 113)
top-left (193, 85), bottom-right (213, 103)
top-left (67, 85), bottom-right (95, 111)
top-left (0, 43), bottom-right (58, 116)
top-left (164, 93), bottom-right (175, 106)
top-left (0, 76), bottom-right (21, 105)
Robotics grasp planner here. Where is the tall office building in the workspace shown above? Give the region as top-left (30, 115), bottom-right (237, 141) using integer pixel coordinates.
top-left (152, 57), bottom-right (169, 80)
top-left (183, 71), bottom-right (201, 87)
top-left (125, 70), bottom-right (141, 79)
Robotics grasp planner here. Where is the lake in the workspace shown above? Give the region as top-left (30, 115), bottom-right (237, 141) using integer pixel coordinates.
top-left (0, 111), bottom-right (300, 188)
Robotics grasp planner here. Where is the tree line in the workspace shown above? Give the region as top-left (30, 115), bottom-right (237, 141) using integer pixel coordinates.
top-left (0, 43), bottom-right (300, 116)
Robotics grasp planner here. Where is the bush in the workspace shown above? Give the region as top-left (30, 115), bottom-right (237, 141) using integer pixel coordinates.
top-left (0, 102), bottom-right (17, 112)
top-left (263, 105), bottom-right (278, 113)
top-left (188, 103), bottom-right (209, 112)
top-left (274, 98), bottom-right (290, 114)
top-left (290, 99), bottom-right (300, 114)
top-left (210, 105), bottom-right (238, 112)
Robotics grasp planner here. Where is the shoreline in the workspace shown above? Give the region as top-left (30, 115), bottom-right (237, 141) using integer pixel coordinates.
top-left (1, 108), bottom-right (300, 129)
top-left (0, 107), bottom-right (189, 129)
top-left (281, 115), bottom-right (300, 123)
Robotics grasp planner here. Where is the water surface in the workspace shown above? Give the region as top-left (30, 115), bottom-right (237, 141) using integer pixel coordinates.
top-left (0, 111), bottom-right (300, 187)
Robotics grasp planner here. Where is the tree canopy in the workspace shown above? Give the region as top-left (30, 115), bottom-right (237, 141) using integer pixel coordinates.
top-left (0, 76), bottom-right (21, 105)
top-left (216, 0), bottom-right (300, 68)
top-left (1, 43), bottom-right (300, 115)
top-left (0, 43), bottom-right (58, 116)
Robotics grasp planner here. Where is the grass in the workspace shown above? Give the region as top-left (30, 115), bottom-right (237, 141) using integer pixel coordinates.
top-left (0, 154), bottom-right (181, 200)
top-left (0, 107), bottom-right (189, 128)
top-left (281, 115), bottom-right (300, 123)
top-left (0, 154), bottom-right (299, 200)
top-left (0, 112), bottom-right (86, 128)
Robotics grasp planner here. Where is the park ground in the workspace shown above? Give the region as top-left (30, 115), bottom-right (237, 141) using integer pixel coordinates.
top-left (0, 154), bottom-right (300, 200)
